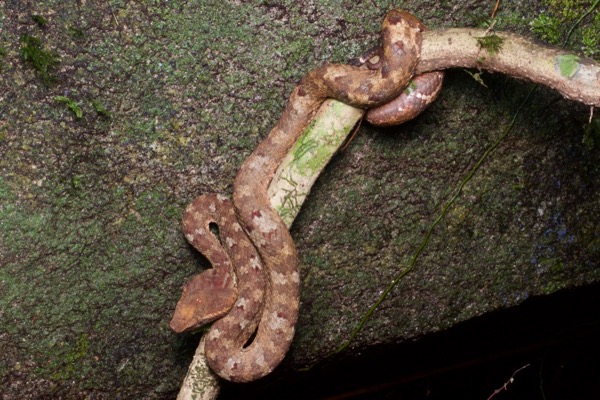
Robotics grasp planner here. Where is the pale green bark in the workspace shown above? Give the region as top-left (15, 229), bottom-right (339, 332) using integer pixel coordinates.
top-left (177, 99), bottom-right (363, 399)
top-left (269, 100), bottom-right (364, 227)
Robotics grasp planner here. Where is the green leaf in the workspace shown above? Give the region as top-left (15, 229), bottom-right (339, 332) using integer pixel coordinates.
top-left (55, 96), bottom-right (83, 119)
top-left (556, 54), bottom-right (580, 78)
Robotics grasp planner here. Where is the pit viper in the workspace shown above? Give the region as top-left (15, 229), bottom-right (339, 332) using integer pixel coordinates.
top-left (170, 9), bottom-right (443, 382)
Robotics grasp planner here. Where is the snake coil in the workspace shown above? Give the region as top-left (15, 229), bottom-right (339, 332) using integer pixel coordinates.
top-left (171, 9), bottom-right (442, 382)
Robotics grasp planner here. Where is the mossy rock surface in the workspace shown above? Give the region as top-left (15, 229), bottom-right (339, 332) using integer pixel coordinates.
top-left (0, 1), bottom-right (598, 398)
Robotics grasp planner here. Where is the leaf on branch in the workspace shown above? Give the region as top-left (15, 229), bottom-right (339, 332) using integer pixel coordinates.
top-left (555, 54), bottom-right (581, 78)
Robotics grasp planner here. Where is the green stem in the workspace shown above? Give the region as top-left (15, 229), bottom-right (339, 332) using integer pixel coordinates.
top-left (337, 87), bottom-right (535, 353)
top-left (563, 0), bottom-right (600, 47)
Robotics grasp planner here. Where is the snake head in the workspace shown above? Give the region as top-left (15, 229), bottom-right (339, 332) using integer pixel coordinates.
top-left (170, 268), bottom-right (238, 333)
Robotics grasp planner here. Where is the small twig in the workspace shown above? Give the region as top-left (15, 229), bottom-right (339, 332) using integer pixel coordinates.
top-left (339, 115), bottom-right (364, 152)
top-left (485, 0), bottom-right (500, 37)
top-left (487, 363), bottom-right (530, 400)
top-left (490, 0), bottom-right (502, 19)
top-left (107, 1), bottom-right (120, 27)
top-left (484, 19), bottom-right (497, 36)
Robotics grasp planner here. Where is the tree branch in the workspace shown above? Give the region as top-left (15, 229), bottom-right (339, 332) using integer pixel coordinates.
top-left (419, 29), bottom-right (600, 106)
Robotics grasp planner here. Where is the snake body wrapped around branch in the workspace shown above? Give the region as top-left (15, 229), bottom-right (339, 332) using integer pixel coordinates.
top-left (170, 9), bottom-right (442, 382)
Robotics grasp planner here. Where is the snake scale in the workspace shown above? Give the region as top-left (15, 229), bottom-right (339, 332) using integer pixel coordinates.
top-left (170, 9), bottom-right (443, 382)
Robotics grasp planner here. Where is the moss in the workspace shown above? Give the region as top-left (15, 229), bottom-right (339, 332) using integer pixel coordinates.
top-left (90, 99), bottom-right (111, 118)
top-left (48, 333), bottom-right (89, 381)
top-left (475, 34), bottom-right (504, 55)
top-left (67, 26), bottom-right (85, 40)
top-left (0, 175), bottom-right (188, 389)
top-left (530, 0), bottom-right (600, 57)
top-left (31, 14), bottom-right (48, 28)
top-left (1, 1), bottom-right (598, 397)
top-left (20, 33), bottom-right (60, 85)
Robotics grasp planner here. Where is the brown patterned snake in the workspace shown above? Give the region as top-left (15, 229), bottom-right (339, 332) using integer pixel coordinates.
top-left (170, 9), bottom-right (442, 382)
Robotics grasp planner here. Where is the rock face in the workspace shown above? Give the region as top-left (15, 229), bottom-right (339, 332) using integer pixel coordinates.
top-left (0, 1), bottom-right (598, 399)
